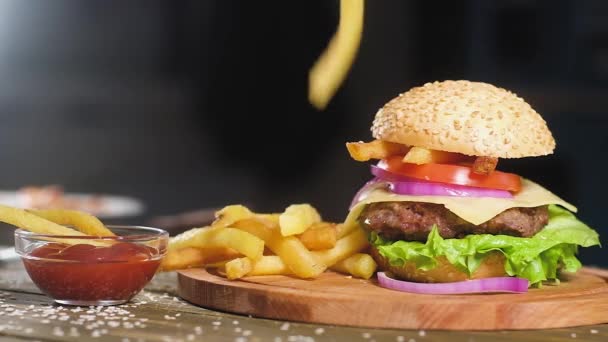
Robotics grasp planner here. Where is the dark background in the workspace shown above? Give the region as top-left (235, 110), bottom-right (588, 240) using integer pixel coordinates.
top-left (0, 0), bottom-right (605, 266)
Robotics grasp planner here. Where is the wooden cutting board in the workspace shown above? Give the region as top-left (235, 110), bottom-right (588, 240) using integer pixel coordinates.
top-left (177, 267), bottom-right (608, 330)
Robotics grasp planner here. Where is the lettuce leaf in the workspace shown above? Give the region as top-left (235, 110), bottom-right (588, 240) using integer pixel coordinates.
top-left (370, 205), bottom-right (600, 286)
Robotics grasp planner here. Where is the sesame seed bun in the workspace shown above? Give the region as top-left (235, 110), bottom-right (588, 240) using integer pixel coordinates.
top-left (371, 80), bottom-right (555, 158)
top-left (370, 246), bottom-right (507, 283)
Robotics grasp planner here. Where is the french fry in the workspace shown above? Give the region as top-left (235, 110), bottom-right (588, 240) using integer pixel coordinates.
top-left (256, 213), bottom-right (280, 224)
top-left (205, 260), bottom-right (229, 269)
top-left (212, 205), bottom-right (253, 228)
top-left (336, 223), bottom-right (354, 239)
top-left (248, 253), bottom-right (376, 279)
top-left (309, 0), bottom-right (365, 109)
top-left (225, 257), bottom-right (253, 280)
top-left (246, 249), bottom-right (375, 279)
top-left (346, 140), bottom-right (410, 162)
top-left (472, 156), bottom-right (498, 175)
top-left (402, 146), bottom-right (468, 165)
top-left (279, 204), bottom-right (321, 236)
top-left (160, 247), bottom-right (241, 271)
top-left (247, 255), bottom-right (290, 276)
top-left (231, 218), bottom-right (326, 278)
top-left (298, 222), bottom-right (337, 250)
top-left (330, 253), bottom-right (377, 279)
top-left (313, 227), bottom-right (369, 267)
top-left (27, 209), bottom-right (114, 237)
top-left (0, 205), bottom-right (87, 236)
top-left (168, 227), bottom-right (264, 261)
top-left (161, 247), bottom-right (206, 271)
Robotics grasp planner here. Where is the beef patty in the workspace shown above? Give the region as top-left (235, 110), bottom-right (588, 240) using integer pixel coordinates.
top-left (359, 202), bottom-right (549, 241)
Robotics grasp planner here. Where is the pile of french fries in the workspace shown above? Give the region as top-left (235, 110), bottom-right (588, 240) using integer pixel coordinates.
top-left (346, 140), bottom-right (498, 174)
top-left (161, 204), bottom-right (377, 280)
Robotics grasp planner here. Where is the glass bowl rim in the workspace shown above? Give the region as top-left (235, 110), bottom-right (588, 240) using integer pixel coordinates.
top-left (14, 225), bottom-right (169, 242)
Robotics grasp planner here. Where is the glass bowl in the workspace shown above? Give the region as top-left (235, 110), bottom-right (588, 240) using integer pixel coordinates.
top-left (15, 225), bottom-right (168, 306)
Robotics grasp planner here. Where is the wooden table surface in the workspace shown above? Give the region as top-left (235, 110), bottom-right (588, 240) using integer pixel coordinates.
top-left (0, 257), bottom-right (606, 342)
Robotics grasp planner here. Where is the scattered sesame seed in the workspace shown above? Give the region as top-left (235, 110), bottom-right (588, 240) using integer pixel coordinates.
top-left (314, 328), bottom-right (324, 335)
top-left (362, 332), bottom-right (372, 339)
top-left (280, 323), bottom-right (290, 331)
top-left (571, 333), bottom-right (577, 338)
top-left (590, 329), bottom-right (598, 334)
top-left (418, 330), bottom-right (426, 337)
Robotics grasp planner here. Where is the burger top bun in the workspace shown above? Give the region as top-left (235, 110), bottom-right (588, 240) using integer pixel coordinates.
top-left (371, 80), bottom-right (555, 158)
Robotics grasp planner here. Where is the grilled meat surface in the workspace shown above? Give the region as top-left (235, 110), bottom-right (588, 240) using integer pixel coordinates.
top-left (359, 202), bottom-right (549, 241)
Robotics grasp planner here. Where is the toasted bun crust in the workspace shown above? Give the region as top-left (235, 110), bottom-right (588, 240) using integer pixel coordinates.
top-left (371, 246), bottom-right (507, 283)
top-left (371, 80), bottom-right (555, 158)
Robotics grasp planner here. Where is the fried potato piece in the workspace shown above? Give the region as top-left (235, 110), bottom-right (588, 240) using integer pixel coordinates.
top-left (298, 222), bottom-right (337, 250)
top-left (27, 209), bottom-right (114, 237)
top-left (402, 146), bottom-right (469, 165)
top-left (160, 247), bottom-right (241, 271)
top-left (231, 218), bottom-right (326, 278)
top-left (336, 223), bottom-right (354, 239)
top-left (247, 255), bottom-right (290, 276)
top-left (0, 205), bottom-right (87, 236)
top-left (225, 257), bottom-right (253, 280)
top-left (241, 230), bottom-right (372, 279)
top-left (309, 0), bottom-right (365, 109)
top-left (330, 253), bottom-right (377, 279)
top-left (256, 213), bottom-right (280, 224)
top-left (168, 226), bottom-right (264, 261)
top-left (313, 227), bottom-right (369, 267)
top-left (279, 204), bottom-right (321, 236)
top-left (472, 156), bottom-right (499, 175)
top-left (346, 140), bottom-right (410, 162)
top-left (212, 205), bottom-right (254, 228)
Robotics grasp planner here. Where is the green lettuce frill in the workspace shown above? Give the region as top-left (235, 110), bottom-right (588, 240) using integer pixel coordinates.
top-left (370, 205), bottom-right (600, 286)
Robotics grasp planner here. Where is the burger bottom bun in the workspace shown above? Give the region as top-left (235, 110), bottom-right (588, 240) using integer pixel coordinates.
top-left (370, 246), bottom-right (507, 283)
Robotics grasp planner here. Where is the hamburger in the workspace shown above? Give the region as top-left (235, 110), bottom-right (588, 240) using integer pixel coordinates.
top-left (345, 80), bottom-right (599, 286)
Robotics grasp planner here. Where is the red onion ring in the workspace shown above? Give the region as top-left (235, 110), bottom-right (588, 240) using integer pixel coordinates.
top-left (377, 272), bottom-right (529, 294)
top-left (389, 180), bottom-right (513, 198)
top-left (371, 165), bottom-right (513, 198)
top-left (349, 178), bottom-right (387, 210)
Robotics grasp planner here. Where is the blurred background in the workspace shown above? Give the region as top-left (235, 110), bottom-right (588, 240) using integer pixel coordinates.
top-left (0, 0), bottom-right (605, 266)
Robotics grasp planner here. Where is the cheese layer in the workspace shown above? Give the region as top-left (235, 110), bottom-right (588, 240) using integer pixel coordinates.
top-left (345, 179), bottom-right (577, 227)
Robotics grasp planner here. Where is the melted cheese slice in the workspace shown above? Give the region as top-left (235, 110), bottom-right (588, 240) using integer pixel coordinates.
top-left (345, 179), bottom-right (577, 227)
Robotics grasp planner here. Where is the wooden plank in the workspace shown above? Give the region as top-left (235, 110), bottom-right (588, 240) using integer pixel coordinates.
top-left (178, 268), bottom-right (608, 330)
top-left (0, 260), bottom-right (607, 341)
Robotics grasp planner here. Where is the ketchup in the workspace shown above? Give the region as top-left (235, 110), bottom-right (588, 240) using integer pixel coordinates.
top-left (22, 242), bottom-right (161, 303)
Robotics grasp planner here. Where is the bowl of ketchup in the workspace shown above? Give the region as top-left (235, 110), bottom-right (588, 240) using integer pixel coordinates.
top-left (15, 226), bottom-right (168, 306)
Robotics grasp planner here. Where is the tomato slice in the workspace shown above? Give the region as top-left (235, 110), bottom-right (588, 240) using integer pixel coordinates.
top-left (380, 156), bottom-right (522, 192)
